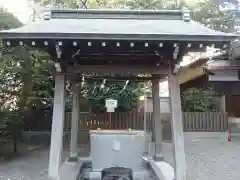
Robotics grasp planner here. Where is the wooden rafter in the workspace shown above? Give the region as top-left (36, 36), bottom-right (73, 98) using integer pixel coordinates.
top-left (67, 65), bottom-right (169, 74)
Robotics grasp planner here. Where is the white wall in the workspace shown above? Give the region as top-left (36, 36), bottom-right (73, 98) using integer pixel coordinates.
top-left (159, 81), bottom-right (169, 97)
top-left (145, 98), bottom-right (170, 113)
top-left (160, 98), bottom-right (170, 113)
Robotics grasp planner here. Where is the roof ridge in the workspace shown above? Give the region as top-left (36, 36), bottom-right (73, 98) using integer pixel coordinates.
top-left (43, 8), bottom-right (191, 21)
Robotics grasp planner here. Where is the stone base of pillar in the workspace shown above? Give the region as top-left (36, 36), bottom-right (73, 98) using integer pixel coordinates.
top-left (89, 171), bottom-right (101, 180)
top-left (148, 142), bottom-right (164, 161)
top-left (68, 156), bottom-right (79, 162)
top-left (154, 153), bottom-right (164, 161)
top-left (148, 141), bottom-right (155, 157)
top-left (70, 151), bottom-right (78, 157)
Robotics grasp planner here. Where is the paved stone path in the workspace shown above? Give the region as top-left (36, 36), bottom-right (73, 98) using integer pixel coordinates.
top-left (0, 133), bottom-right (240, 180)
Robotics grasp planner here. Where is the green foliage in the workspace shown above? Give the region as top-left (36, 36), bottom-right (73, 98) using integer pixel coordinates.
top-left (0, 9), bottom-right (32, 153)
top-left (0, 111), bottom-right (23, 153)
top-left (84, 80), bottom-right (141, 112)
top-left (190, 0), bottom-right (235, 32)
top-left (181, 87), bottom-right (218, 112)
top-left (0, 115), bottom-right (7, 144)
top-left (0, 8), bottom-right (22, 30)
top-left (29, 0), bottom-right (236, 33)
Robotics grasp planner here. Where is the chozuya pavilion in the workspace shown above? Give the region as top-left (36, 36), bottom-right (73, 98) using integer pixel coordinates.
top-left (0, 8), bottom-right (235, 180)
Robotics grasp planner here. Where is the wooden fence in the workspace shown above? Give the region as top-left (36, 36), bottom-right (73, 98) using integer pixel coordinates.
top-left (65, 111), bottom-right (228, 132)
top-left (183, 112), bottom-right (228, 132)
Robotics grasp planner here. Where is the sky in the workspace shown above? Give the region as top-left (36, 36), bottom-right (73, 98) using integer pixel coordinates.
top-left (0, 0), bottom-right (31, 23)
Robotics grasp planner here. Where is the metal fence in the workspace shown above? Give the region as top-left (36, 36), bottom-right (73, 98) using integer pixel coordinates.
top-left (65, 111), bottom-right (228, 132)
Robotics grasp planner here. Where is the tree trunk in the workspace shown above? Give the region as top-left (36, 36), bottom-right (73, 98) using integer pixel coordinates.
top-left (12, 136), bottom-right (17, 153)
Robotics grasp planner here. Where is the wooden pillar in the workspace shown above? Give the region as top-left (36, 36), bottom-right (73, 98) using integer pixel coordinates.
top-left (152, 76), bottom-right (163, 161)
top-left (168, 73), bottom-right (186, 180)
top-left (69, 83), bottom-right (80, 161)
top-left (143, 91), bottom-right (147, 132)
top-left (48, 73), bottom-right (66, 179)
top-left (219, 95), bottom-right (226, 113)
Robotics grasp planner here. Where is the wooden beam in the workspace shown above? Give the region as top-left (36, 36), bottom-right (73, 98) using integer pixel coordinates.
top-left (71, 56), bottom-right (164, 65)
top-left (69, 75), bottom-right (165, 82)
top-left (67, 65), bottom-right (169, 74)
top-left (179, 67), bottom-right (205, 84)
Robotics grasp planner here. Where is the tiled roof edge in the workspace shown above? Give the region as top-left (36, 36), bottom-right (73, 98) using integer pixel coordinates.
top-left (42, 8), bottom-right (191, 20)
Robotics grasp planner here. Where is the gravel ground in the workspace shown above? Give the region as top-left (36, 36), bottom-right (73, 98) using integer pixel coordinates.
top-left (0, 132), bottom-right (240, 180)
top-left (163, 132), bottom-right (240, 180)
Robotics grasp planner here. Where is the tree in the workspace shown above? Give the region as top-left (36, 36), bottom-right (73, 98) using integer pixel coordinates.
top-left (30, 0), bottom-right (236, 32)
top-left (30, 0), bottom-right (177, 9)
top-left (0, 8), bottom-right (24, 153)
top-left (181, 87), bottom-right (218, 112)
top-left (189, 0), bottom-right (236, 32)
top-left (0, 8), bottom-right (22, 29)
top-left (0, 9), bottom-right (56, 152)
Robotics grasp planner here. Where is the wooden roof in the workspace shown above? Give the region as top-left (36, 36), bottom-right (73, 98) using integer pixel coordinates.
top-left (0, 9), bottom-right (236, 43)
top-left (0, 8), bottom-right (237, 75)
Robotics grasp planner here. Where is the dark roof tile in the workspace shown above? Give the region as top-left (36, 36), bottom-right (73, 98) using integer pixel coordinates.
top-left (0, 9), bottom-right (236, 42)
